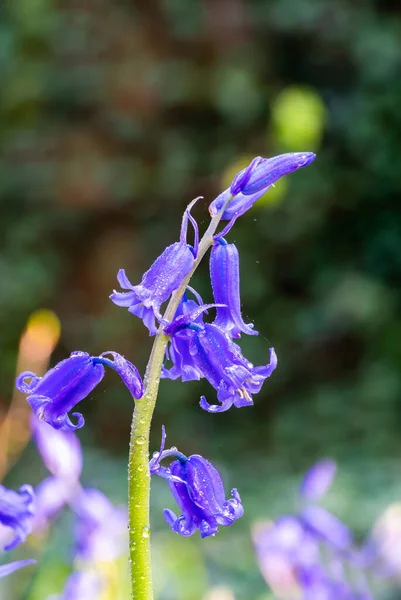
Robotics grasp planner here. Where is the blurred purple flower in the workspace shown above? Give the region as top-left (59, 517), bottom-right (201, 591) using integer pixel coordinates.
top-left (32, 477), bottom-right (74, 532)
top-left (0, 559), bottom-right (35, 579)
top-left (110, 200), bottom-right (199, 335)
top-left (209, 239), bottom-right (257, 338)
top-left (252, 462), bottom-right (378, 600)
top-left (32, 418), bottom-right (82, 481)
top-left (72, 488), bottom-right (127, 562)
top-left (0, 484), bottom-right (35, 551)
top-left (301, 505), bottom-right (353, 551)
top-left (150, 427), bottom-right (243, 538)
top-left (16, 351), bottom-right (143, 431)
top-left (53, 569), bottom-right (103, 600)
top-left (300, 459), bottom-right (337, 502)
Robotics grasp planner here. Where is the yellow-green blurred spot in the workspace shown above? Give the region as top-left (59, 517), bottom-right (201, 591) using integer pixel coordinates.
top-left (26, 309), bottom-right (61, 349)
top-left (99, 556), bottom-right (130, 600)
top-left (271, 86), bottom-right (326, 150)
top-left (153, 533), bottom-right (207, 600)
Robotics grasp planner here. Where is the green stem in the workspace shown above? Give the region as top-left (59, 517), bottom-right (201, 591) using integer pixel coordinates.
top-left (128, 200), bottom-right (231, 599)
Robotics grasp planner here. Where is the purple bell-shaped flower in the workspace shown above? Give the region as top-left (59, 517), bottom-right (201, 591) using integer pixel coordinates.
top-left (149, 427), bottom-right (243, 538)
top-left (110, 199), bottom-right (199, 334)
top-left (16, 351), bottom-right (143, 431)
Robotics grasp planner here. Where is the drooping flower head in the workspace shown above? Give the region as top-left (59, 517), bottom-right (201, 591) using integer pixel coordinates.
top-left (16, 351), bottom-right (143, 431)
top-left (110, 199), bottom-right (199, 334)
top-left (149, 427), bottom-right (243, 538)
top-left (164, 313), bottom-right (277, 412)
top-left (210, 238), bottom-right (257, 338)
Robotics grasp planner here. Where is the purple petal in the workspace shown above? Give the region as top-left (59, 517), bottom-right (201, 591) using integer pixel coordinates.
top-left (97, 352), bottom-right (143, 399)
top-left (117, 268), bottom-right (134, 290)
top-left (72, 488), bottom-right (128, 562)
top-left (300, 460), bottom-right (337, 502)
top-left (209, 188), bottom-right (232, 217)
top-left (33, 477), bottom-right (72, 531)
top-left (162, 295), bottom-right (206, 381)
top-left (164, 508), bottom-right (197, 537)
top-left (199, 394), bottom-right (234, 413)
top-left (32, 418), bottom-right (82, 480)
top-left (164, 303), bottom-right (224, 337)
top-left (111, 242), bottom-right (195, 333)
top-left (15, 372), bottom-right (41, 394)
top-left (230, 157), bottom-right (263, 195)
top-left (0, 484), bottom-right (35, 551)
top-left (180, 197), bottom-right (200, 256)
top-left (301, 505), bottom-right (353, 550)
top-left (0, 559), bottom-right (35, 579)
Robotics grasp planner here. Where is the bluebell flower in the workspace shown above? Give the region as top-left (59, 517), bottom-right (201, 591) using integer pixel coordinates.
top-left (209, 152), bottom-right (316, 231)
top-left (149, 427), bottom-right (243, 538)
top-left (165, 315), bottom-right (277, 412)
top-left (196, 325), bottom-right (277, 413)
top-left (0, 484), bottom-right (35, 551)
top-left (110, 200), bottom-right (199, 334)
top-left (210, 238), bottom-right (257, 338)
top-left (54, 569), bottom-right (103, 600)
top-left (16, 351), bottom-right (143, 431)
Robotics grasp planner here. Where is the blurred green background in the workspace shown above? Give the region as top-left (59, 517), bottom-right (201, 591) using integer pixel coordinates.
top-left (1, 0), bottom-right (401, 598)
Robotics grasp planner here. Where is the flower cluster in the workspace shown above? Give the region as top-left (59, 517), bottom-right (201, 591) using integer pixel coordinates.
top-left (253, 460), bottom-right (389, 599)
top-left (16, 151), bottom-right (315, 542)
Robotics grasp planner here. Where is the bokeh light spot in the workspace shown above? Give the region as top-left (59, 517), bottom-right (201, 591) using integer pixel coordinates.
top-left (271, 86), bottom-right (326, 150)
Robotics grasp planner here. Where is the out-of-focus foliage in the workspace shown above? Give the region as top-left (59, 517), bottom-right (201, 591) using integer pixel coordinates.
top-left (1, 0), bottom-right (401, 598)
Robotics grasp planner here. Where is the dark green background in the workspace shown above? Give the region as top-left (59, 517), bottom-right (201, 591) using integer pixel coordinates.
top-left (1, 0), bottom-right (401, 598)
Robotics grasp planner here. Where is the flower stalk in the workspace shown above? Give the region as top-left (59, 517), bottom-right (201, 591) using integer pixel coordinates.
top-left (127, 201), bottom-right (232, 599)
